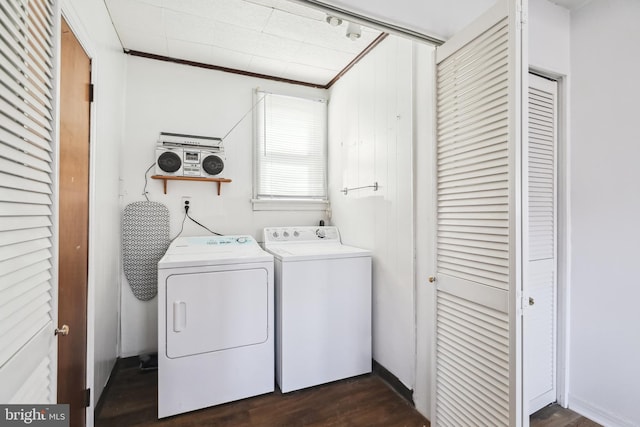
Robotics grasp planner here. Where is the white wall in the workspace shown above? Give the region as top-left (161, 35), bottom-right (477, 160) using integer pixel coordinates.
top-left (569, 1), bottom-right (640, 425)
top-left (529, 0), bottom-right (570, 75)
top-left (61, 0), bottom-right (127, 419)
top-left (327, 35), bottom-right (419, 394)
top-left (119, 56), bottom-right (329, 357)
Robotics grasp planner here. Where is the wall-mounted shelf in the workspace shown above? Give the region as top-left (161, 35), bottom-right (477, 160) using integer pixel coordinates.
top-left (151, 175), bottom-right (232, 196)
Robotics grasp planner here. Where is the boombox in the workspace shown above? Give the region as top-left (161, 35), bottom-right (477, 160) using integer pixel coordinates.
top-left (155, 132), bottom-right (225, 177)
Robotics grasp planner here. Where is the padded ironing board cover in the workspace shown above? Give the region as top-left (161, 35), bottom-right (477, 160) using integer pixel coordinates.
top-left (122, 201), bottom-right (170, 301)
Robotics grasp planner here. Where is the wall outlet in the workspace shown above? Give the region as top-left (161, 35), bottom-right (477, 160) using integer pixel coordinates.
top-left (181, 196), bottom-right (191, 211)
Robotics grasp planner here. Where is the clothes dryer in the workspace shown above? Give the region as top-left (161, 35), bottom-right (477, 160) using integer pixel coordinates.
top-left (157, 235), bottom-right (273, 418)
top-left (262, 226), bottom-right (371, 393)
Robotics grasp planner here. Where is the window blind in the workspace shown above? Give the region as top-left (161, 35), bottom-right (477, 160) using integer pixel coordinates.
top-left (0, 0), bottom-right (56, 404)
top-left (255, 91), bottom-right (327, 200)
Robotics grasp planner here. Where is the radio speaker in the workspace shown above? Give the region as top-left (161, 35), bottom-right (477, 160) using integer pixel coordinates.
top-left (155, 147), bottom-right (183, 175)
top-left (202, 154), bottom-right (224, 176)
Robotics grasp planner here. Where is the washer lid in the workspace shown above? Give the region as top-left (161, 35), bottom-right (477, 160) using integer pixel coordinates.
top-left (265, 242), bottom-right (370, 262)
top-left (158, 235), bottom-right (273, 268)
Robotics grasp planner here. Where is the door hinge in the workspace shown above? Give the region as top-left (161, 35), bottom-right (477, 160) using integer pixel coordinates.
top-left (519, 4), bottom-right (528, 25)
top-left (89, 83), bottom-right (94, 103)
top-left (84, 388), bottom-right (91, 408)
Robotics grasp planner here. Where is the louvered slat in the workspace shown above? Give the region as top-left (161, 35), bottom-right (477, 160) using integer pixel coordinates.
top-left (0, 272), bottom-right (51, 304)
top-left (0, 49), bottom-right (53, 110)
top-left (0, 0), bottom-right (55, 404)
top-left (0, 31), bottom-right (52, 98)
top-left (436, 20), bottom-right (510, 292)
top-left (0, 247), bottom-right (51, 275)
top-left (0, 83), bottom-right (53, 131)
top-left (436, 290), bottom-right (510, 426)
top-left (0, 157), bottom-right (51, 183)
top-left (10, 359), bottom-right (50, 404)
top-left (0, 260), bottom-right (51, 292)
top-left (0, 65), bottom-right (53, 122)
top-left (0, 201), bottom-right (51, 216)
top-left (528, 86), bottom-right (555, 261)
top-left (0, 173), bottom-right (52, 194)
top-left (0, 238), bottom-right (51, 262)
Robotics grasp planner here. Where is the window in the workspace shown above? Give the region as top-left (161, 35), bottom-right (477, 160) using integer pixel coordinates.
top-left (254, 91), bottom-right (328, 209)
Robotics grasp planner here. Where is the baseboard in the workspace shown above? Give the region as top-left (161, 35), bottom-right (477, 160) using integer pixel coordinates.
top-left (372, 360), bottom-right (414, 405)
top-left (569, 394), bottom-right (637, 427)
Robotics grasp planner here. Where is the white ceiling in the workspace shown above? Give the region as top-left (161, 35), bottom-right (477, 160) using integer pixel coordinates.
top-left (104, 0), bottom-right (383, 87)
top-left (104, 0), bottom-right (587, 87)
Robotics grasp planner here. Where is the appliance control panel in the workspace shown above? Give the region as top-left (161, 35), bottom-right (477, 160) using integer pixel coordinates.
top-left (263, 226), bottom-right (340, 243)
top-left (183, 235), bottom-right (256, 246)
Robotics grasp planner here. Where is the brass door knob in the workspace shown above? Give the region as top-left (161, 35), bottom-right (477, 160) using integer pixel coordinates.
top-left (55, 324), bottom-right (70, 336)
top-left (428, 276), bottom-right (436, 283)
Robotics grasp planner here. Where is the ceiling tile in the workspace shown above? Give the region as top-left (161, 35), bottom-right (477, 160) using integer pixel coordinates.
top-left (262, 8), bottom-right (320, 40)
top-left (293, 43), bottom-right (354, 70)
top-left (117, 26), bottom-right (168, 55)
top-left (248, 56), bottom-right (288, 77)
top-left (282, 63), bottom-right (335, 85)
top-left (163, 9), bottom-right (216, 44)
top-left (209, 46), bottom-right (253, 70)
top-left (167, 39), bottom-right (212, 64)
top-left (106, 0), bottom-right (165, 38)
top-left (162, 0), bottom-right (272, 30)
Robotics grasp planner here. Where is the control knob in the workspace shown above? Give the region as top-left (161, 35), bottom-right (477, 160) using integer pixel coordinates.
top-left (315, 228), bottom-right (326, 239)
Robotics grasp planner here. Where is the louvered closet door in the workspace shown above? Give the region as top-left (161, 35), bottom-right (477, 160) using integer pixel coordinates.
top-left (433, 0), bottom-right (525, 425)
top-left (0, 0), bottom-right (57, 404)
top-left (524, 73), bottom-right (558, 414)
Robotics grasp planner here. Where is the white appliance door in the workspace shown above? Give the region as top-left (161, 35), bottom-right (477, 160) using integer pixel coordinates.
top-left (165, 268), bottom-right (269, 358)
top-left (433, 0), bottom-right (526, 425)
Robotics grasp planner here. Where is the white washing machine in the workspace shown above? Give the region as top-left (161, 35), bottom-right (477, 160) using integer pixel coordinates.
top-left (157, 235), bottom-right (274, 418)
top-left (262, 226), bottom-right (372, 393)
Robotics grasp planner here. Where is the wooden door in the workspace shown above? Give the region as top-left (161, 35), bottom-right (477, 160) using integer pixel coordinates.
top-left (58, 17), bottom-right (91, 427)
top-left (524, 73), bottom-right (558, 414)
top-left (432, 0), bottom-right (526, 425)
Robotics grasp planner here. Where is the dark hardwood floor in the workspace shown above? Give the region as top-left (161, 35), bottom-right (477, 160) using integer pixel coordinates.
top-left (96, 358), bottom-right (599, 427)
top-left (530, 404), bottom-right (601, 427)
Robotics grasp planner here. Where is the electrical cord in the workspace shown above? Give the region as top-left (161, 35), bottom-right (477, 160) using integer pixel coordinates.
top-left (142, 162), bottom-right (154, 201)
top-left (170, 211), bottom-right (188, 242)
top-left (171, 203), bottom-right (223, 241)
top-left (187, 212), bottom-right (223, 236)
